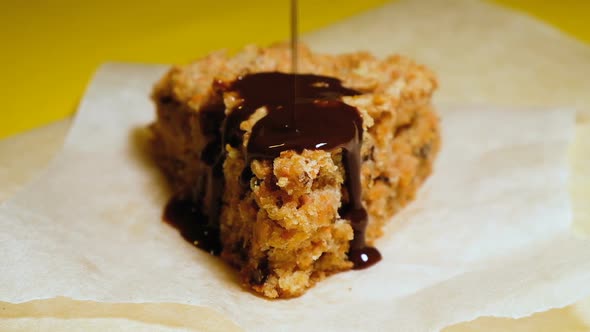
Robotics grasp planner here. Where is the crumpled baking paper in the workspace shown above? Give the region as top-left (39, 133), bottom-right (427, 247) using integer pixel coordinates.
top-left (0, 63), bottom-right (588, 332)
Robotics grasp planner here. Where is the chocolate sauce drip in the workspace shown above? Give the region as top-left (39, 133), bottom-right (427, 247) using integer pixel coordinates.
top-left (163, 197), bottom-right (222, 255)
top-left (167, 72), bottom-right (381, 268)
top-left (341, 151), bottom-right (382, 270)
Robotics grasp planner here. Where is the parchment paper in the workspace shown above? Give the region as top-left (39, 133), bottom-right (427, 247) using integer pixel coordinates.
top-left (0, 58), bottom-right (587, 332)
top-left (305, 0), bottom-right (590, 121)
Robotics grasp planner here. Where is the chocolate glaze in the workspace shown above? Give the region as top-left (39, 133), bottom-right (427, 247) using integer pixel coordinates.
top-left (229, 73), bottom-right (359, 156)
top-left (166, 72), bottom-right (381, 268)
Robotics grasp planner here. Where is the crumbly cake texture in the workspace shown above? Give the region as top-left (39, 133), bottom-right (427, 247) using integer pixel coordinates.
top-left (151, 44), bottom-right (440, 298)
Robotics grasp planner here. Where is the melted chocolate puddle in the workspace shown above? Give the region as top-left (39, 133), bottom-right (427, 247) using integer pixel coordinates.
top-left (164, 72), bottom-right (381, 269)
top-left (163, 197), bottom-right (222, 255)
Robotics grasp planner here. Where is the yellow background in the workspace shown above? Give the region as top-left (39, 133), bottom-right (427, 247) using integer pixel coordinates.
top-left (1, 0), bottom-right (589, 139)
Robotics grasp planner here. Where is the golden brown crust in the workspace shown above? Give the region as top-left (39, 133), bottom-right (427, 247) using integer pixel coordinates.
top-left (151, 43), bottom-right (440, 298)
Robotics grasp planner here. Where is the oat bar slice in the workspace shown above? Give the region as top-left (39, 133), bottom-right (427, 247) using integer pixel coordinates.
top-left (151, 44), bottom-right (439, 298)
